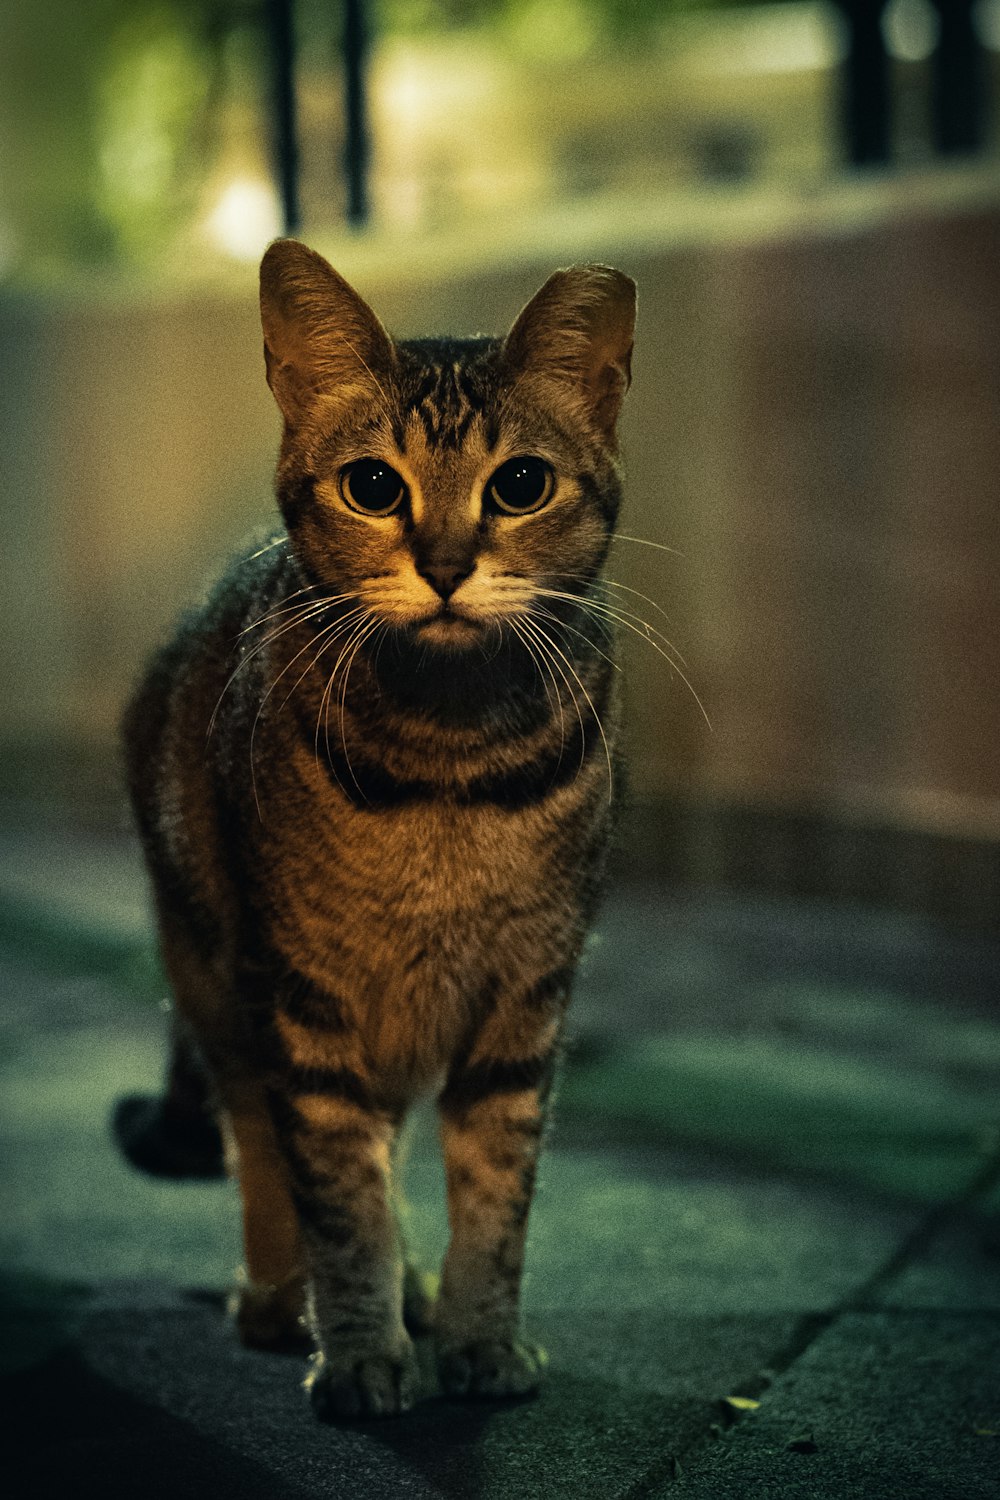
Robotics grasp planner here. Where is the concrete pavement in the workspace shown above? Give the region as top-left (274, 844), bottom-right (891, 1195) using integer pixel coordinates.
top-left (0, 824), bottom-right (998, 1498)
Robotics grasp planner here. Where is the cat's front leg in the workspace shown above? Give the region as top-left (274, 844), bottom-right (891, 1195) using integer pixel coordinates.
top-left (272, 1087), bottom-right (418, 1419)
top-left (434, 1018), bottom-right (560, 1400)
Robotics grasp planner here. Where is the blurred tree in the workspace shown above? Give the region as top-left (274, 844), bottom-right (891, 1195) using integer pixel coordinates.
top-left (94, 4), bottom-right (217, 263)
top-left (0, 0), bottom-right (227, 274)
top-left (380, 0), bottom-right (802, 47)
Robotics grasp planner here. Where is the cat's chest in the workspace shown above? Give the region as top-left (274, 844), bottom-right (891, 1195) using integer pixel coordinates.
top-left (273, 794), bottom-right (561, 933)
top-left (260, 797), bottom-right (580, 1090)
top-left (259, 770), bottom-right (591, 991)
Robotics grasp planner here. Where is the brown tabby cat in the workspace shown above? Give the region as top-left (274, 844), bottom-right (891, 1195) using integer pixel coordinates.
top-left (119, 240), bottom-right (635, 1419)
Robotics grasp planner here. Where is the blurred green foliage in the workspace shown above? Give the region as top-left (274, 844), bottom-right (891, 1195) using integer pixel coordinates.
top-left (381, 0), bottom-right (800, 45)
top-left (1, 0), bottom-right (225, 273)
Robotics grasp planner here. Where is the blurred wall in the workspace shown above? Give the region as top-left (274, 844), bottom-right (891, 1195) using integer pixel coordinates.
top-left (2, 178), bottom-right (998, 920)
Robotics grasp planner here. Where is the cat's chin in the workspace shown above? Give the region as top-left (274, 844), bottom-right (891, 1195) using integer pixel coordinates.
top-left (413, 613), bottom-right (486, 651)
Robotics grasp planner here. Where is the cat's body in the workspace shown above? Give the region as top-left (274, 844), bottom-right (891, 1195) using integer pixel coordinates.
top-left (122, 242), bottom-right (635, 1418)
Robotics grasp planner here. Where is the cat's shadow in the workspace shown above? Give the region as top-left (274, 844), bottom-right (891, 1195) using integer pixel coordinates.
top-left (176, 1289), bottom-right (689, 1496)
top-left (322, 1333), bottom-right (502, 1497)
top-left (351, 1334), bottom-right (682, 1500)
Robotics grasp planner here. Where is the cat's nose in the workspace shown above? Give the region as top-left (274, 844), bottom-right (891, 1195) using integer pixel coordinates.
top-left (418, 562), bottom-right (473, 600)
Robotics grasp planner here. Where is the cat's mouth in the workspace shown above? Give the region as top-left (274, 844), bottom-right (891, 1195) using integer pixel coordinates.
top-left (414, 605), bottom-right (484, 649)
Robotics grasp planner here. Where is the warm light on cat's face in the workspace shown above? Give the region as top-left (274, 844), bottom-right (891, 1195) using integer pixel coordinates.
top-left (263, 246), bottom-right (633, 663)
top-left (285, 347), bottom-right (622, 660)
top-left (300, 421), bottom-right (608, 652)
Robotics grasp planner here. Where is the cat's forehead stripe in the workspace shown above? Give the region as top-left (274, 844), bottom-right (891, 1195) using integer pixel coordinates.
top-left (397, 411), bottom-right (491, 526)
top-left (393, 339), bottom-right (502, 456)
top-left (407, 361), bottom-right (479, 452)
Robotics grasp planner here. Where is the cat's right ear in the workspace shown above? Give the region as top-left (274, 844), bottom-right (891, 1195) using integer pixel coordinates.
top-left (259, 240), bottom-right (395, 428)
top-left (503, 264), bottom-right (636, 441)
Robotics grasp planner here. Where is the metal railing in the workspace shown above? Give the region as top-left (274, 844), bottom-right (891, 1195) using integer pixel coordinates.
top-left (262, 1), bottom-right (992, 234)
top-left (264, 0), bottom-right (370, 234)
top-left (834, 0), bottom-right (988, 166)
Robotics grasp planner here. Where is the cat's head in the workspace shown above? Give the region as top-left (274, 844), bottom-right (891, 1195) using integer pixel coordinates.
top-left (259, 240), bottom-right (635, 654)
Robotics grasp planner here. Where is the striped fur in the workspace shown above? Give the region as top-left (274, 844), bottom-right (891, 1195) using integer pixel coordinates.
top-left (124, 241), bottom-right (635, 1418)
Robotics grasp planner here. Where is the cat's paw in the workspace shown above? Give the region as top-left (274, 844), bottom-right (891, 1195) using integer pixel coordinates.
top-left (305, 1341), bottom-right (419, 1420)
top-left (436, 1337), bottom-right (547, 1400)
top-left (403, 1264), bottom-right (438, 1335)
top-left (231, 1273), bottom-right (309, 1352)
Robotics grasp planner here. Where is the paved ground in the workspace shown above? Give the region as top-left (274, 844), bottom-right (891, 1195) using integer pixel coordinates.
top-left (0, 823), bottom-right (998, 1499)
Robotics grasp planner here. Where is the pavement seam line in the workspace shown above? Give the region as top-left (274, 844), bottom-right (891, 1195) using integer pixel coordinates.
top-left (844, 1144), bottom-right (1000, 1313)
top-left (622, 1139), bottom-right (1000, 1496)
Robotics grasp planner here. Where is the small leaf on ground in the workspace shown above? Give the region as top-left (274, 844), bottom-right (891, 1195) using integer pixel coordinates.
top-left (722, 1395), bottom-right (761, 1412)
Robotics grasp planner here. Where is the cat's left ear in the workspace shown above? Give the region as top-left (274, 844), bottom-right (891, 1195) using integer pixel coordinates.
top-left (503, 265), bottom-right (636, 440)
top-left (259, 239), bottom-right (396, 429)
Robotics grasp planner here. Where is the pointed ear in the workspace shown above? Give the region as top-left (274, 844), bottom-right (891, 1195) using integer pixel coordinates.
top-left (259, 239), bottom-right (395, 427)
top-left (503, 265), bottom-right (636, 439)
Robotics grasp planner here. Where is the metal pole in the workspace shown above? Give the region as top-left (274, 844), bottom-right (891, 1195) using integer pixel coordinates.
top-left (931, 0), bottom-right (986, 155)
top-left (343, 0), bottom-right (371, 228)
top-left (834, 0), bottom-right (892, 167)
top-left (265, 0), bottom-right (300, 233)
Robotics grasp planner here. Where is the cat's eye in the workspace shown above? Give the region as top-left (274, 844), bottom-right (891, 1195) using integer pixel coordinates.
top-left (485, 456), bottom-right (555, 516)
top-left (339, 459), bottom-right (406, 516)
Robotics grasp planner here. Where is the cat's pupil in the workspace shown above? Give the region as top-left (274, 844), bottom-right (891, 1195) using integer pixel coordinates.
top-left (487, 456), bottom-right (553, 515)
top-left (341, 460), bottom-right (405, 515)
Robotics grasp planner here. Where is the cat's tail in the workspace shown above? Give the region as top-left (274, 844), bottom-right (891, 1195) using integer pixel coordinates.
top-left (111, 1024), bottom-right (225, 1179)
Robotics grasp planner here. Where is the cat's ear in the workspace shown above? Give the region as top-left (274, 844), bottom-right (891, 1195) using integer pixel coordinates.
top-left (259, 239), bottom-right (395, 427)
top-left (503, 265), bottom-right (636, 439)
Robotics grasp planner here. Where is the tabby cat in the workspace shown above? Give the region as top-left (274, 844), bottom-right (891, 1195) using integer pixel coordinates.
top-left (119, 240), bottom-right (635, 1419)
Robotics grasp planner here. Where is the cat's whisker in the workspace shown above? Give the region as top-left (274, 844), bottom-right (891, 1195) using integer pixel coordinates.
top-left (267, 606), bottom-right (368, 720)
top-left (480, 620), bottom-right (506, 665)
top-left (372, 620), bottom-right (392, 675)
top-left (338, 617), bottom-right (381, 742)
top-left (315, 632), bottom-right (357, 796)
top-left (239, 586), bottom-right (351, 637)
top-left (536, 586), bottom-right (679, 657)
top-left (315, 612), bottom-right (378, 801)
top-left (510, 617), bottom-right (567, 771)
top-left (535, 587), bottom-right (712, 731)
top-left (508, 616), bottom-right (563, 752)
top-left (244, 533), bottom-right (289, 563)
top-left (209, 600), bottom-right (338, 741)
top-left (517, 615), bottom-right (588, 781)
top-left (611, 532), bottom-right (684, 558)
top-left (522, 616), bottom-right (615, 802)
top-left (317, 616), bottom-right (367, 770)
top-left (535, 586), bottom-right (687, 670)
top-left (551, 578), bottom-right (690, 670)
top-left (559, 570), bottom-right (684, 655)
top-left (334, 617), bottom-right (383, 804)
top-left (241, 601), bottom-right (348, 667)
top-left (531, 605), bottom-right (622, 676)
top-left (250, 607), bottom-right (369, 817)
